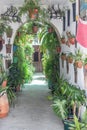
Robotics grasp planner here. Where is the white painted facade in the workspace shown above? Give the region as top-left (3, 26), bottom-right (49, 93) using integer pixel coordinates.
top-left (0, 0), bottom-right (87, 94)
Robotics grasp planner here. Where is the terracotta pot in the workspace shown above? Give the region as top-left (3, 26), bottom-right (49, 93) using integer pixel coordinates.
top-left (61, 38), bottom-right (66, 44)
top-left (5, 60), bottom-right (11, 69)
top-left (69, 37), bottom-right (75, 45)
top-left (0, 91), bottom-right (9, 118)
top-left (56, 46), bottom-right (61, 53)
top-left (32, 25), bottom-right (38, 33)
top-left (29, 9), bottom-right (38, 20)
top-left (74, 61), bottom-right (83, 68)
top-left (17, 32), bottom-right (21, 37)
top-left (48, 27), bottom-right (53, 33)
top-left (67, 57), bottom-right (73, 63)
top-left (34, 8), bottom-right (38, 14)
top-left (61, 54), bottom-right (66, 60)
top-left (84, 64), bottom-right (87, 70)
top-left (2, 80), bottom-right (7, 88)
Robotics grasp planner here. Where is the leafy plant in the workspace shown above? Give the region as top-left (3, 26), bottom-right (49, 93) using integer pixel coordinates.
top-left (52, 99), bottom-right (68, 119)
top-left (19, 0), bottom-right (40, 16)
top-left (38, 26), bottom-right (60, 52)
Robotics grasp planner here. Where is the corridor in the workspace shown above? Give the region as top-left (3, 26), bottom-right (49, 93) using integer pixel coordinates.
top-left (0, 73), bottom-right (64, 130)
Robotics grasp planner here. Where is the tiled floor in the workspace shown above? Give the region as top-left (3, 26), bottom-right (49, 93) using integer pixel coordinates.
top-left (0, 73), bottom-right (64, 130)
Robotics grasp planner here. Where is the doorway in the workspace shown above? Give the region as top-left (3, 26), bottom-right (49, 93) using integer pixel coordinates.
top-left (33, 45), bottom-right (43, 72)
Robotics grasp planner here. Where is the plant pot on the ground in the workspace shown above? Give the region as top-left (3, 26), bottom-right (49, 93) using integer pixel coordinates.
top-left (0, 90), bottom-right (9, 118)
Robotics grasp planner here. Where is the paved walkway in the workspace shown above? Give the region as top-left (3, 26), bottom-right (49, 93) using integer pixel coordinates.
top-left (0, 73), bottom-right (64, 130)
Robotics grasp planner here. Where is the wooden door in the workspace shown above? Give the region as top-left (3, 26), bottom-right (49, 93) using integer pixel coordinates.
top-left (33, 45), bottom-right (43, 72)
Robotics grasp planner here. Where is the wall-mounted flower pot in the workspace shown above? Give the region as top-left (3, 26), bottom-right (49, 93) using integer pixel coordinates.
top-left (69, 37), bottom-right (75, 45)
top-left (5, 60), bottom-right (11, 69)
top-left (61, 38), bottom-right (66, 44)
top-left (61, 54), bottom-right (66, 60)
top-left (48, 27), bottom-right (53, 33)
top-left (0, 36), bottom-right (5, 44)
top-left (74, 61), bottom-right (83, 68)
top-left (67, 57), bottom-right (73, 63)
top-left (29, 9), bottom-right (38, 20)
top-left (6, 44), bottom-right (11, 53)
top-left (56, 46), bottom-right (61, 53)
top-left (0, 91), bottom-right (9, 118)
top-left (32, 25), bottom-right (38, 33)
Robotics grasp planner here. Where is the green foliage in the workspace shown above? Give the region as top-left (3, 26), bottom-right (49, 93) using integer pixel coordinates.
top-left (42, 53), bottom-right (60, 84)
top-left (0, 86), bottom-right (16, 105)
top-left (38, 26), bottom-right (60, 52)
top-left (7, 63), bottom-right (21, 90)
top-left (69, 114), bottom-right (87, 130)
top-left (19, 0), bottom-right (40, 15)
top-left (52, 77), bottom-right (86, 120)
top-left (52, 99), bottom-right (68, 119)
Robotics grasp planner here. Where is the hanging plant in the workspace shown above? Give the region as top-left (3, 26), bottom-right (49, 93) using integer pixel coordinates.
top-left (56, 46), bottom-right (61, 53)
top-left (69, 35), bottom-right (75, 45)
top-left (66, 52), bottom-right (74, 63)
top-left (19, 0), bottom-right (40, 20)
top-left (6, 44), bottom-right (12, 53)
top-left (74, 49), bottom-right (83, 68)
top-left (61, 35), bottom-right (66, 44)
top-left (6, 26), bottom-right (13, 38)
top-left (61, 52), bottom-right (66, 61)
top-left (32, 23), bottom-right (38, 33)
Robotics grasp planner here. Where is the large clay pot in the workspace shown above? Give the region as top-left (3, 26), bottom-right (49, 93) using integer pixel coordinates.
top-left (0, 91), bottom-right (9, 118)
top-left (29, 9), bottom-right (38, 20)
top-left (2, 80), bottom-right (7, 88)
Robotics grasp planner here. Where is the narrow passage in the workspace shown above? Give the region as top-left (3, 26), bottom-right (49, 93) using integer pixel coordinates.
top-left (0, 73), bottom-right (64, 130)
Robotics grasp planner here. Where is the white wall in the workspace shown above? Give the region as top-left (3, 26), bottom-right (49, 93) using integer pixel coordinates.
top-left (49, 1), bottom-right (87, 93)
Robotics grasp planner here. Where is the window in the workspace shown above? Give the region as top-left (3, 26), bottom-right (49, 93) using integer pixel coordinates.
top-left (67, 9), bottom-right (70, 26)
